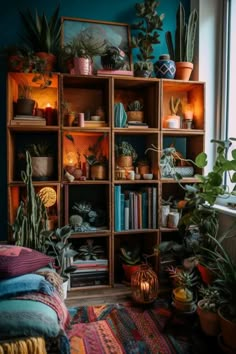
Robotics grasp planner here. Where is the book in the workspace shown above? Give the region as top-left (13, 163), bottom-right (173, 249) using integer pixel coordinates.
top-left (127, 125), bottom-right (149, 129)
top-left (127, 121), bottom-right (149, 126)
top-left (152, 187), bottom-right (157, 228)
top-left (120, 193), bottom-right (125, 230)
top-left (114, 185), bottom-right (121, 231)
top-left (14, 115), bottom-right (46, 121)
top-left (141, 191), bottom-right (148, 229)
top-left (124, 199), bottom-right (129, 230)
top-left (97, 69), bottom-right (133, 76)
top-left (84, 121), bottom-right (108, 128)
top-left (10, 119), bottom-right (46, 126)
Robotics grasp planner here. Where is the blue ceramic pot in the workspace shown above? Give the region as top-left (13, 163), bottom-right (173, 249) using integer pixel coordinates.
top-left (154, 54), bottom-right (176, 79)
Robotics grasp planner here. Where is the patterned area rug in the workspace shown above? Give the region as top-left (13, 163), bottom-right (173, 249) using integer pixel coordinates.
top-left (66, 298), bottom-right (193, 354)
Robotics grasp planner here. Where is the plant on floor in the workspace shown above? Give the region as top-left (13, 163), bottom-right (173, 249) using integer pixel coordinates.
top-left (10, 151), bottom-right (48, 251)
top-left (131, 0), bottom-right (164, 76)
top-left (41, 225), bottom-right (78, 280)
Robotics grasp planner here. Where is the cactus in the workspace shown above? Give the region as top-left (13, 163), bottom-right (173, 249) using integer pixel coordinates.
top-left (127, 100), bottom-right (143, 111)
top-left (169, 96), bottom-right (181, 115)
top-left (165, 2), bottom-right (198, 63)
top-left (11, 151), bottom-right (48, 251)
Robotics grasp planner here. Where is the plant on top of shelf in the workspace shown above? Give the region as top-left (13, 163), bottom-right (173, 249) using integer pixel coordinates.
top-left (18, 4), bottom-right (61, 56)
top-left (131, 0), bottom-right (165, 77)
top-left (165, 2), bottom-right (198, 80)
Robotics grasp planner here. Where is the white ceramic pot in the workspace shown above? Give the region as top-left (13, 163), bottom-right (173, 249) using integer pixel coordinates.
top-left (31, 157), bottom-right (54, 179)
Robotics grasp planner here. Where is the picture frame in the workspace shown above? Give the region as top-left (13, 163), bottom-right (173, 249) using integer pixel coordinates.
top-left (61, 17), bottom-right (132, 73)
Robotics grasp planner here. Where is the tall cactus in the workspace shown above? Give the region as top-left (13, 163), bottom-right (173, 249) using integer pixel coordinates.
top-left (11, 151), bottom-right (48, 251)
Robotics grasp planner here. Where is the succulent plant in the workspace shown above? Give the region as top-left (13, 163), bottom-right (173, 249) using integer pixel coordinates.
top-left (198, 285), bottom-right (223, 313)
top-left (26, 142), bottom-right (53, 157)
top-left (127, 100), bottom-right (143, 111)
top-left (78, 239), bottom-right (105, 260)
top-left (120, 245), bottom-right (141, 265)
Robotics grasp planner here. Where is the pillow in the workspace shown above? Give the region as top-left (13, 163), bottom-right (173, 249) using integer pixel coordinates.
top-left (0, 300), bottom-right (60, 338)
top-left (0, 273), bottom-right (54, 298)
top-left (0, 245), bottom-right (53, 278)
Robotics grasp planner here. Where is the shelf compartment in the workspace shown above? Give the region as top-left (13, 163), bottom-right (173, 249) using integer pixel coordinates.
top-left (61, 75), bottom-right (111, 127)
top-left (114, 183), bottom-right (158, 232)
top-left (161, 80), bottom-right (205, 130)
top-left (64, 184), bottom-right (111, 231)
top-left (113, 77), bottom-right (160, 129)
top-left (7, 130), bottom-right (59, 183)
top-left (62, 131), bottom-right (110, 181)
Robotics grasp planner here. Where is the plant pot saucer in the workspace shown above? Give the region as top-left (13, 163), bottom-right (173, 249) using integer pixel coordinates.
top-left (218, 333), bottom-right (236, 354)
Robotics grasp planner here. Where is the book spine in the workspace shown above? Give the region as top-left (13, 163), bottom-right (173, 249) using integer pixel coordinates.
top-left (142, 191), bottom-right (148, 229)
top-left (114, 185), bottom-right (121, 231)
top-left (147, 187), bottom-right (152, 228)
top-left (152, 187), bottom-right (157, 228)
top-left (120, 193), bottom-right (125, 230)
top-left (133, 192), bottom-right (138, 229)
top-left (124, 199), bottom-right (129, 230)
top-left (137, 192), bottom-right (142, 229)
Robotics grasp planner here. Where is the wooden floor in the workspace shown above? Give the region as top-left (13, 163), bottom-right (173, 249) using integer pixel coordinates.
top-left (65, 283), bottom-right (133, 307)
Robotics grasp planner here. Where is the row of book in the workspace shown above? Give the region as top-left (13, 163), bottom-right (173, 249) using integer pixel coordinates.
top-left (114, 185), bottom-right (157, 231)
top-left (70, 259), bottom-right (109, 288)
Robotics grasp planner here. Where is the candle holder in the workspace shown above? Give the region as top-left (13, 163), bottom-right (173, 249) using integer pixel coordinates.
top-left (131, 264), bottom-right (158, 304)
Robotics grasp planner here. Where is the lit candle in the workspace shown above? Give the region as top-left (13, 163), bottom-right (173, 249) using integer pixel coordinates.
top-left (45, 103), bottom-right (53, 125)
top-left (140, 281), bottom-right (150, 300)
top-left (184, 103), bottom-right (194, 120)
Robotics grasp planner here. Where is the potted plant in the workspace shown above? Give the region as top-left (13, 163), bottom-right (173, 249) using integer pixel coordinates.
top-left (165, 2), bottom-right (198, 80)
top-left (131, 0), bottom-right (164, 77)
top-left (201, 235), bottom-right (236, 350)
top-left (10, 151), bottom-right (48, 251)
top-left (115, 141), bottom-right (138, 168)
top-left (27, 142), bottom-right (54, 180)
top-left (18, 5), bottom-right (62, 71)
top-left (120, 244), bottom-right (141, 282)
top-left (41, 225), bottom-right (78, 298)
top-left (127, 100), bottom-right (144, 123)
top-left (167, 265), bottom-right (199, 312)
top-left (165, 96), bottom-right (181, 129)
top-left (83, 134), bottom-right (108, 180)
top-left (15, 79), bottom-right (35, 116)
top-left (197, 285), bottom-right (222, 336)
top-left (67, 29), bottom-right (107, 75)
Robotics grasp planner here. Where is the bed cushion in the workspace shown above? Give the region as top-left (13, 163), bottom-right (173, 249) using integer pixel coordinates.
top-left (0, 245), bottom-right (53, 278)
top-left (0, 300), bottom-right (61, 338)
top-left (0, 273), bottom-right (54, 298)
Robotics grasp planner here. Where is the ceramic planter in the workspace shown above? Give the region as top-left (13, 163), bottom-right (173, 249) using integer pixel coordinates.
top-left (31, 157), bottom-right (54, 180)
top-left (175, 62), bottom-right (193, 81)
top-left (218, 306), bottom-right (236, 351)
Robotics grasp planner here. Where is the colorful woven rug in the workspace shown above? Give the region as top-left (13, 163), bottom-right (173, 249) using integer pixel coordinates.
top-left (67, 298), bottom-right (193, 354)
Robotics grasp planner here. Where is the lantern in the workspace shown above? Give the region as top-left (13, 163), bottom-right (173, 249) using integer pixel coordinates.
top-left (131, 264), bottom-right (158, 304)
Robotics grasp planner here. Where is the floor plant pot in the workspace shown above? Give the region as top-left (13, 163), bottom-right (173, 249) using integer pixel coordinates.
top-left (197, 300), bottom-right (220, 336)
top-left (175, 62), bottom-right (193, 81)
top-left (122, 264), bottom-right (140, 282)
top-left (218, 306), bottom-right (236, 351)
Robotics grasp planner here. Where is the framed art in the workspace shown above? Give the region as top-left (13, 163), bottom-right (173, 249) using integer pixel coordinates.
top-left (61, 17), bottom-right (132, 72)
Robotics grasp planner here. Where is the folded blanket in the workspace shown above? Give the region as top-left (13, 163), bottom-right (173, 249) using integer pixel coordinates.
top-left (0, 337), bottom-right (47, 354)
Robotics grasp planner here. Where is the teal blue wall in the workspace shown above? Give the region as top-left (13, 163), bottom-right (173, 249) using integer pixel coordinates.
top-left (0, 0), bottom-right (189, 240)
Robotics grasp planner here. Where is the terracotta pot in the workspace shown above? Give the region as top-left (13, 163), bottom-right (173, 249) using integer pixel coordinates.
top-left (175, 62), bottom-right (193, 81)
top-left (127, 111), bottom-right (144, 122)
top-left (218, 307), bottom-right (236, 350)
top-left (90, 164), bottom-right (107, 180)
top-left (197, 300), bottom-right (220, 336)
top-left (122, 264), bottom-right (140, 282)
top-left (116, 155), bottom-right (133, 168)
top-left (35, 52), bottom-right (56, 72)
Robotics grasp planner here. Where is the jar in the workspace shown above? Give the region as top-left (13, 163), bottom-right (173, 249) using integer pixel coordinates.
top-left (166, 115), bottom-right (181, 129)
top-left (154, 54), bottom-right (176, 79)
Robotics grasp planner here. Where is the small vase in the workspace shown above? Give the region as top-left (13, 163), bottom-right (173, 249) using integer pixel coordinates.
top-left (154, 54), bottom-right (176, 79)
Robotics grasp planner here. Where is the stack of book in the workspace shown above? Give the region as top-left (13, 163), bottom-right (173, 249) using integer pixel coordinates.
top-left (114, 185), bottom-right (157, 231)
top-left (70, 259), bottom-right (109, 287)
top-left (127, 121), bottom-right (149, 129)
top-left (11, 115), bottom-right (46, 126)
top-left (84, 120), bottom-right (108, 128)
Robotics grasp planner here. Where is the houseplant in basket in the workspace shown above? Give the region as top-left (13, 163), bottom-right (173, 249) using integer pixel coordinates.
top-left (165, 2), bottom-right (198, 80)
top-left (131, 0), bottom-right (164, 77)
top-left (127, 100), bottom-right (144, 123)
top-left (197, 285), bottom-right (222, 336)
top-left (83, 134), bottom-right (108, 180)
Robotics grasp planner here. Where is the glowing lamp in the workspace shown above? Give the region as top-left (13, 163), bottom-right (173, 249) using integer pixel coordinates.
top-left (131, 264), bottom-right (158, 304)
top-left (65, 152), bottom-right (77, 166)
top-left (183, 103), bottom-right (194, 120)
